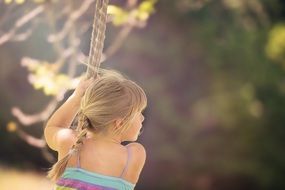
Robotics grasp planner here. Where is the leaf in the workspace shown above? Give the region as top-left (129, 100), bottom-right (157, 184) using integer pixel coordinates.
top-left (4, 0), bottom-right (13, 4)
top-left (108, 5), bottom-right (129, 26)
top-left (266, 24), bottom-right (285, 64)
top-left (139, 0), bottom-right (156, 13)
top-left (136, 0), bottom-right (157, 21)
top-left (107, 5), bottom-right (124, 15)
top-left (15, 0), bottom-right (25, 4)
top-left (23, 59), bottom-right (71, 95)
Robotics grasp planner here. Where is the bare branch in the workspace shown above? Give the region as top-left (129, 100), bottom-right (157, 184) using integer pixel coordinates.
top-left (10, 18), bottom-right (39, 42)
top-left (0, 4), bottom-right (17, 30)
top-left (48, 0), bottom-right (95, 43)
top-left (16, 128), bottom-right (46, 148)
top-left (127, 0), bottom-right (138, 8)
top-left (105, 1), bottom-right (142, 59)
top-left (11, 95), bottom-right (63, 126)
top-left (105, 24), bottom-right (133, 59)
top-left (0, 5), bottom-right (44, 45)
top-left (11, 28), bottom-right (34, 41)
top-left (41, 146), bottom-right (56, 162)
top-left (12, 23), bottom-right (81, 127)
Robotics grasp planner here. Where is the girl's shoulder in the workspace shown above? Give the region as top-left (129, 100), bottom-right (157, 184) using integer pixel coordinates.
top-left (123, 142), bottom-right (146, 184)
top-left (126, 142), bottom-right (146, 157)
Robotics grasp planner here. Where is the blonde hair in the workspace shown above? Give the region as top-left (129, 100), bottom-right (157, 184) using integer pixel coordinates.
top-left (48, 69), bottom-right (147, 181)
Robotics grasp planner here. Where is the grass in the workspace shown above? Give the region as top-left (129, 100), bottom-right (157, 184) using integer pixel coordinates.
top-left (0, 166), bottom-right (53, 190)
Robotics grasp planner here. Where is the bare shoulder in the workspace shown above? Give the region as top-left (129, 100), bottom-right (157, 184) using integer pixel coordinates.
top-left (44, 126), bottom-right (76, 151)
top-left (126, 142), bottom-right (146, 158)
top-left (124, 142), bottom-right (146, 184)
top-left (56, 128), bottom-right (76, 146)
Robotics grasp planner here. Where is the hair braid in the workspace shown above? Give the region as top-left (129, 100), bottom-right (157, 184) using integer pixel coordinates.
top-left (47, 113), bottom-right (91, 181)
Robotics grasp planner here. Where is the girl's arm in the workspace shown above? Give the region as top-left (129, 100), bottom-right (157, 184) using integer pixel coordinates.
top-left (44, 78), bottom-right (92, 151)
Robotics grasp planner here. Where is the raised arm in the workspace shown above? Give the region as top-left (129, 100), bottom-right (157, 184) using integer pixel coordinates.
top-left (44, 78), bottom-right (92, 151)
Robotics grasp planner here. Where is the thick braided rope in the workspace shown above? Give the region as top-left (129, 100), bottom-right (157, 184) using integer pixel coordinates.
top-left (87, 0), bottom-right (109, 78)
top-left (87, 0), bottom-right (100, 72)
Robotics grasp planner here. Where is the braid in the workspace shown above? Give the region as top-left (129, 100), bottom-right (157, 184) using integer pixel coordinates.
top-left (71, 127), bottom-right (88, 153)
top-left (47, 113), bottom-right (91, 181)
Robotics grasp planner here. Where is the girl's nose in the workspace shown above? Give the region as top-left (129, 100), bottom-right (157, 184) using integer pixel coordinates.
top-left (141, 114), bottom-right (145, 122)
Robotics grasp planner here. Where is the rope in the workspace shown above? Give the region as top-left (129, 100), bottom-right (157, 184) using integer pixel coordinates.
top-left (86, 0), bottom-right (109, 78)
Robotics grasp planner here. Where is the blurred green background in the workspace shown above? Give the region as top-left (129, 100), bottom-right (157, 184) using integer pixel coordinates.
top-left (1, 0), bottom-right (285, 189)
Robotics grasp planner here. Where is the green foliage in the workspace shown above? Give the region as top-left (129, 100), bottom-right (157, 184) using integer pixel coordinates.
top-left (135, 0), bottom-right (157, 21)
top-left (266, 24), bottom-right (285, 66)
top-left (23, 59), bottom-right (72, 95)
top-left (135, 0), bottom-right (285, 188)
top-left (107, 5), bottom-right (129, 26)
top-left (107, 0), bottom-right (157, 26)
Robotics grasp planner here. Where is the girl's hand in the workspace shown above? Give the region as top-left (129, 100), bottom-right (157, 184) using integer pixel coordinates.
top-left (73, 77), bottom-right (94, 99)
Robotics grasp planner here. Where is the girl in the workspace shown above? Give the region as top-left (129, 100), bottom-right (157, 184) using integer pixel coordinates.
top-left (44, 69), bottom-right (147, 190)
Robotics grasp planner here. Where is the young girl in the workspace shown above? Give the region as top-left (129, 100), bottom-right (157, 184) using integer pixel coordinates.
top-left (44, 69), bottom-right (147, 190)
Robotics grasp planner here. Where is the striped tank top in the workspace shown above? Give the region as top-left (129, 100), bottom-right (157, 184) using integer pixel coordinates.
top-left (54, 147), bottom-right (135, 190)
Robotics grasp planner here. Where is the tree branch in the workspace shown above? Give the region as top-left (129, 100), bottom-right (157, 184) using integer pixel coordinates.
top-left (48, 0), bottom-right (95, 43)
top-left (0, 5), bottom-right (44, 45)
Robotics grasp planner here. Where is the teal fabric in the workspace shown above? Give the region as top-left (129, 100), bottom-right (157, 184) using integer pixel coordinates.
top-left (57, 167), bottom-right (135, 190)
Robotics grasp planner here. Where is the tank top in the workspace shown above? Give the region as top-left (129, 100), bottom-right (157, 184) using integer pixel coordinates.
top-left (54, 147), bottom-right (135, 190)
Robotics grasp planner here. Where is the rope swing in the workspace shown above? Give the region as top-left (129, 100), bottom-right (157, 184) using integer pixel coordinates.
top-left (86, 0), bottom-right (109, 79)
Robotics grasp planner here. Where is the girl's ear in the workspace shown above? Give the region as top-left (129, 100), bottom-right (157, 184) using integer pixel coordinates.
top-left (114, 118), bottom-right (123, 130)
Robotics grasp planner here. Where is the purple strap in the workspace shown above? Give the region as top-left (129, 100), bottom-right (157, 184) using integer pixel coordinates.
top-left (120, 147), bottom-right (131, 178)
top-left (77, 152), bottom-right (81, 168)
